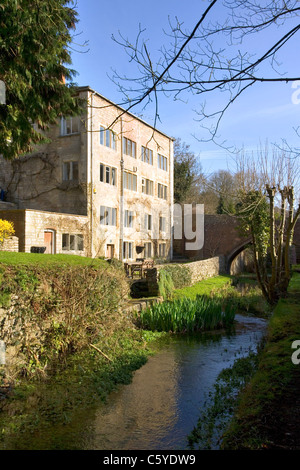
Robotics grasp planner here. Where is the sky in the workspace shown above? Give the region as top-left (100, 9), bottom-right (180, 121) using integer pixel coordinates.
top-left (70, 0), bottom-right (300, 175)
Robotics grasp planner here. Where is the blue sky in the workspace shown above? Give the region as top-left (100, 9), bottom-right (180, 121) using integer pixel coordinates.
top-left (70, 0), bottom-right (300, 175)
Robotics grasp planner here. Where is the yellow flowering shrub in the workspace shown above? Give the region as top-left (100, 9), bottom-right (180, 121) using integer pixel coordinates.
top-left (0, 219), bottom-right (15, 244)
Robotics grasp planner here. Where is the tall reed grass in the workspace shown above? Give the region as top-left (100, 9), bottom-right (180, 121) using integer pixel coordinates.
top-left (137, 295), bottom-right (236, 333)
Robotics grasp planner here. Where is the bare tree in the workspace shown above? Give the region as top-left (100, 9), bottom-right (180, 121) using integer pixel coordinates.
top-left (233, 146), bottom-right (300, 304)
top-left (111, 0), bottom-right (300, 149)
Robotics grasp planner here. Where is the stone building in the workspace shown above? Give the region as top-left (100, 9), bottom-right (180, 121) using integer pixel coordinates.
top-left (0, 86), bottom-right (174, 260)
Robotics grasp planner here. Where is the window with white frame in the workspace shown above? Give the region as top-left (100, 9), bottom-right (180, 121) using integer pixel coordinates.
top-left (100, 206), bottom-right (117, 226)
top-left (144, 213), bottom-right (152, 231)
top-left (123, 137), bottom-right (136, 158)
top-left (124, 210), bottom-right (134, 228)
top-left (60, 117), bottom-right (80, 136)
top-left (141, 146), bottom-right (153, 165)
top-left (158, 183), bottom-right (168, 200)
top-left (62, 161), bottom-right (79, 181)
top-left (159, 243), bottom-right (166, 257)
top-left (142, 178), bottom-right (153, 196)
top-left (123, 241), bottom-right (133, 259)
top-left (123, 171), bottom-right (137, 191)
top-left (158, 154), bottom-right (168, 171)
top-left (62, 233), bottom-right (84, 251)
top-left (100, 163), bottom-right (117, 186)
top-left (145, 242), bottom-right (152, 258)
top-left (159, 216), bottom-right (166, 232)
top-left (100, 126), bottom-right (117, 150)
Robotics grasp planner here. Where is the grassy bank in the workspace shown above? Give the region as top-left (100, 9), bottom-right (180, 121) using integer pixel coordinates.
top-left (174, 274), bottom-right (271, 318)
top-left (0, 251), bottom-right (107, 267)
top-left (174, 275), bottom-right (232, 299)
top-left (221, 269), bottom-right (300, 450)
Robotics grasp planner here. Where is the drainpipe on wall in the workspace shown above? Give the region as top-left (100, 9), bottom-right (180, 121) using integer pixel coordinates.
top-left (89, 91), bottom-right (96, 258)
top-left (169, 138), bottom-right (174, 261)
top-left (119, 117), bottom-right (124, 261)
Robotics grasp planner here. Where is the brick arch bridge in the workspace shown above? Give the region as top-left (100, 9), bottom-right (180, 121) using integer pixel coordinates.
top-left (173, 214), bottom-right (300, 274)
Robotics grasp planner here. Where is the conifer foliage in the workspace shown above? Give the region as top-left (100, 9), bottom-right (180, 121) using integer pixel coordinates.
top-left (0, 0), bottom-right (81, 159)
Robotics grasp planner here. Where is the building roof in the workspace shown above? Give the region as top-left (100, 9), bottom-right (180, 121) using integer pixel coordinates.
top-left (76, 86), bottom-right (175, 141)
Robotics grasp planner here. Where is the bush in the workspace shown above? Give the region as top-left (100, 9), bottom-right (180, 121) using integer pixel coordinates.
top-left (159, 264), bottom-right (192, 289)
top-left (0, 263), bottom-right (130, 379)
top-left (158, 270), bottom-right (174, 300)
top-left (0, 219), bottom-right (14, 244)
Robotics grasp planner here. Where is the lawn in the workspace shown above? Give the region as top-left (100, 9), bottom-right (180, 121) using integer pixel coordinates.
top-left (0, 251), bottom-right (107, 268)
top-left (173, 275), bottom-right (232, 299)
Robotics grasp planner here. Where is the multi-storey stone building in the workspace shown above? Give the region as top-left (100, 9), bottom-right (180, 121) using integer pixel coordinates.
top-left (0, 86), bottom-right (174, 260)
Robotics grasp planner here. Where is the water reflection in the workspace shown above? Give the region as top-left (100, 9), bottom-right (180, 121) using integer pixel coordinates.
top-left (81, 315), bottom-right (266, 450)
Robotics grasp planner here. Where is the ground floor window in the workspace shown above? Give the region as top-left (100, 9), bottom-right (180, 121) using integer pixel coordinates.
top-left (62, 233), bottom-right (84, 251)
top-left (123, 241), bottom-right (133, 259)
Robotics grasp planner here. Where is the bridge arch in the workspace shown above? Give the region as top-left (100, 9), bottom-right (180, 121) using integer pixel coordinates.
top-left (226, 237), bottom-right (252, 274)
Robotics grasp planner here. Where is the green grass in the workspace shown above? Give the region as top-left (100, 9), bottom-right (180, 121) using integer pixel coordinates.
top-left (174, 275), bottom-right (232, 300)
top-left (0, 251), bottom-right (107, 268)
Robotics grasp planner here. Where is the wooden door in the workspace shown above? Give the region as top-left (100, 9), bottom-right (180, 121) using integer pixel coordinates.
top-left (44, 231), bottom-right (53, 254)
top-left (106, 244), bottom-right (114, 259)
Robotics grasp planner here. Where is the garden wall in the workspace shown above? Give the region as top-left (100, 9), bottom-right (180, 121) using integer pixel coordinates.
top-left (146, 256), bottom-right (226, 296)
top-left (0, 236), bottom-right (19, 252)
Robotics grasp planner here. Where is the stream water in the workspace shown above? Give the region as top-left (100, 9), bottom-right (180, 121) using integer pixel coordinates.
top-left (11, 313), bottom-right (267, 451)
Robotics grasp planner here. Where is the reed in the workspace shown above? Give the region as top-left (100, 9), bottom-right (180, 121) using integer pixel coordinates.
top-left (137, 295), bottom-right (236, 333)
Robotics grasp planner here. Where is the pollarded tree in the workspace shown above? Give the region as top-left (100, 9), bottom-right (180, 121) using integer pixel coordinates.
top-left (234, 147), bottom-right (300, 304)
top-left (0, 0), bottom-right (82, 160)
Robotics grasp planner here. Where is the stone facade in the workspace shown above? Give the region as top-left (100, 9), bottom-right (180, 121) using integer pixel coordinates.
top-left (0, 236), bottom-right (18, 252)
top-left (0, 86), bottom-right (174, 260)
top-left (0, 209), bottom-right (88, 255)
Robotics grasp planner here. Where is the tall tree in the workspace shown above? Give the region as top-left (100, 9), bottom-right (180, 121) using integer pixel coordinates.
top-left (173, 138), bottom-right (201, 203)
top-left (0, 0), bottom-right (81, 160)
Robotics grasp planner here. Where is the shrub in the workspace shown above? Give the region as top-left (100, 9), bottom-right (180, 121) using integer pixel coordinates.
top-left (0, 263), bottom-right (130, 379)
top-left (158, 270), bottom-right (174, 300)
top-left (159, 264), bottom-right (192, 289)
top-left (0, 219), bottom-right (14, 244)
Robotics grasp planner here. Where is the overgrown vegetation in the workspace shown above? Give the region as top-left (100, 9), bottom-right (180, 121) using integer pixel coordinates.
top-left (158, 264), bottom-right (192, 290)
top-left (0, 258), bottom-right (129, 381)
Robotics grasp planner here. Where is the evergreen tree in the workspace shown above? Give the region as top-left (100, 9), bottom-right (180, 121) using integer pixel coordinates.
top-left (0, 0), bottom-right (81, 159)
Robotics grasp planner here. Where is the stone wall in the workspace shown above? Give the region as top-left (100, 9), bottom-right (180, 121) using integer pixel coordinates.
top-left (147, 256), bottom-right (226, 295)
top-left (0, 236), bottom-right (19, 252)
top-left (177, 256), bottom-right (226, 284)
